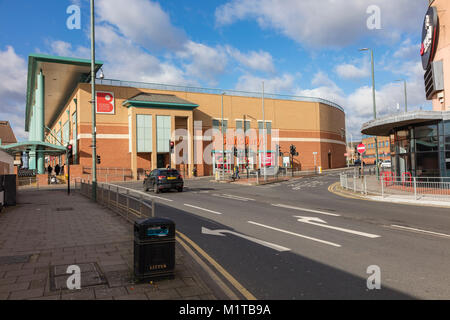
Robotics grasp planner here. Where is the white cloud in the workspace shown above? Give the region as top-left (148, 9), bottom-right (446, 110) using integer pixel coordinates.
top-left (393, 38), bottom-right (420, 60)
top-left (95, 25), bottom-right (192, 85)
top-left (49, 40), bottom-right (90, 59)
top-left (235, 73), bottom-right (296, 93)
top-left (215, 0), bottom-right (429, 48)
top-left (296, 59), bottom-right (429, 139)
top-left (226, 46), bottom-right (275, 73)
top-left (96, 0), bottom-right (186, 51)
top-left (177, 41), bottom-right (228, 85)
top-left (335, 59), bottom-right (370, 80)
top-left (0, 46), bottom-right (28, 140)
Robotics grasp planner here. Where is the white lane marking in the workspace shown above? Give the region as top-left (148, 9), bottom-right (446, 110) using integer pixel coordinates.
top-left (222, 194), bottom-right (255, 201)
top-left (272, 204), bottom-right (340, 217)
top-left (390, 225), bottom-right (450, 239)
top-left (213, 194), bottom-right (255, 201)
top-left (247, 221), bottom-right (341, 248)
top-left (106, 183), bottom-right (173, 202)
top-left (201, 227), bottom-right (290, 252)
top-left (184, 204), bottom-right (223, 215)
top-left (295, 216), bottom-right (381, 239)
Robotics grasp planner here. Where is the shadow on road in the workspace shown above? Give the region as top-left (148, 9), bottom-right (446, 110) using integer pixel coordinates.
top-left (149, 201), bottom-right (414, 300)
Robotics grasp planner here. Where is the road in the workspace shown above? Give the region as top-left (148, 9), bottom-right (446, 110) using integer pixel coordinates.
top-left (114, 170), bottom-right (450, 299)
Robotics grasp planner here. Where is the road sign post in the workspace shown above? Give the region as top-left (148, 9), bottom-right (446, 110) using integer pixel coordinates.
top-left (357, 143), bottom-right (366, 177)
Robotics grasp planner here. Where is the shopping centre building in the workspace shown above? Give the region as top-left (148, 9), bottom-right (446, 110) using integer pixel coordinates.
top-left (3, 53), bottom-right (346, 181)
top-left (362, 0), bottom-right (450, 178)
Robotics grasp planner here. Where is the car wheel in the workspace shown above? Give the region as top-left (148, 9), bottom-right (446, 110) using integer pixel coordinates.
top-left (177, 187), bottom-right (183, 192)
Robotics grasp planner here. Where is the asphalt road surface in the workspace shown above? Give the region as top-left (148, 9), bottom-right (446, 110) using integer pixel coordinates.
top-left (114, 170), bottom-right (450, 299)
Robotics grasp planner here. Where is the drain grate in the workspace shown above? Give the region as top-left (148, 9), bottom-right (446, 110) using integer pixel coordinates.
top-left (49, 262), bottom-right (107, 291)
top-left (0, 255), bottom-right (31, 265)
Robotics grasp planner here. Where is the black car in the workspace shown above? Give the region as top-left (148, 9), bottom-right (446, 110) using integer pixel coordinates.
top-left (143, 168), bottom-right (183, 193)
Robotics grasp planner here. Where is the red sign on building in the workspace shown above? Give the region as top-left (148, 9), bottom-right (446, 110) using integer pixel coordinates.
top-left (96, 91), bottom-right (115, 114)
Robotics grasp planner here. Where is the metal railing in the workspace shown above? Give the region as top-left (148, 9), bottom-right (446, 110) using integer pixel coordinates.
top-left (98, 79), bottom-right (345, 112)
top-left (340, 173), bottom-right (450, 201)
top-left (75, 179), bottom-right (156, 222)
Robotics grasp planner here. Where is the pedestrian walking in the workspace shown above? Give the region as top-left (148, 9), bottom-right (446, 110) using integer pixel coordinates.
top-left (234, 165), bottom-right (240, 180)
top-left (55, 164), bottom-right (60, 176)
top-left (47, 165), bottom-right (53, 175)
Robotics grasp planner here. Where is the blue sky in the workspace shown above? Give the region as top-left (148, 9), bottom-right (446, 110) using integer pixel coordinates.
top-left (0, 0), bottom-right (431, 141)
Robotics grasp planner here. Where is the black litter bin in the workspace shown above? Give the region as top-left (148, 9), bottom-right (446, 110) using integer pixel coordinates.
top-left (134, 217), bottom-right (175, 282)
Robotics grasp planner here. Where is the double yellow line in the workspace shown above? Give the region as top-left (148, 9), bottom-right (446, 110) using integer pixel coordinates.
top-left (176, 230), bottom-right (256, 300)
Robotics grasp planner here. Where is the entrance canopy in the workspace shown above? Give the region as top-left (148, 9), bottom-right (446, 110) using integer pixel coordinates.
top-left (361, 111), bottom-right (450, 136)
top-left (25, 54), bottom-right (103, 132)
top-left (0, 141), bottom-right (67, 155)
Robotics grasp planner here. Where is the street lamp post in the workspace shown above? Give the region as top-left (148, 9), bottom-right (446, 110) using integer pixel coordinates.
top-left (90, 0), bottom-right (97, 200)
top-left (262, 81), bottom-right (267, 182)
top-left (221, 93), bottom-right (225, 181)
top-left (395, 79), bottom-right (408, 112)
top-left (360, 48), bottom-right (379, 178)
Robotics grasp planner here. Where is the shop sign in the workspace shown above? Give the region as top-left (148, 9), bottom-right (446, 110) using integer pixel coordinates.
top-left (421, 6), bottom-right (438, 70)
top-left (96, 91), bottom-right (115, 114)
top-left (259, 152), bottom-right (274, 167)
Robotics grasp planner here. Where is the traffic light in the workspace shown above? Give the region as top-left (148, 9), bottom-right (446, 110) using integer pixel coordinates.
top-left (233, 146), bottom-right (237, 157)
top-left (67, 144), bottom-right (73, 160)
top-left (169, 141), bottom-right (175, 153)
top-left (96, 155), bottom-right (101, 164)
top-left (290, 144), bottom-right (297, 156)
top-left (278, 145), bottom-right (282, 155)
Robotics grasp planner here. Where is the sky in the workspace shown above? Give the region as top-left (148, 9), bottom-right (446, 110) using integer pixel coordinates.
top-left (0, 0), bottom-right (431, 141)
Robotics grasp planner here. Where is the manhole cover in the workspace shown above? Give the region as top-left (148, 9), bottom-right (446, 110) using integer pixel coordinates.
top-left (0, 255), bottom-right (31, 265)
top-left (49, 262), bottom-right (107, 291)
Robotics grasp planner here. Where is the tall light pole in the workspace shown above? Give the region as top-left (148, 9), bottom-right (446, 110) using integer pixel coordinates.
top-left (262, 81), bottom-right (267, 182)
top-left (90, 0), bottom-right (97, 200)
top-left (360, 48), bottom-right (379, 177)
top-left (395, 79), bottom-right (408, 112)
top-left (221, 92), bottom-right (225, 181)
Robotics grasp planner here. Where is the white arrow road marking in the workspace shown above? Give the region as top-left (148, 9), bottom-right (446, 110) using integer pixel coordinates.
top-left (247, 221), bottom-right (341, 248)
top-left (184, 204), bottom-right (223, 215)
top-left (271, 204), bottom-right (340, 217)
top-left (294, 216), bottom-right (381, 238)
top-left (201, 227), bottom-right (290, 252)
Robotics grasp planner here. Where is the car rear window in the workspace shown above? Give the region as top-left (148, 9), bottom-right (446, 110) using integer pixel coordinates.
top-left (159, 170), bottom-right (180, 177)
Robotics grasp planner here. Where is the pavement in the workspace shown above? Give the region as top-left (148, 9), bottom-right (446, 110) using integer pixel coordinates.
top-left (331, 180), bottom-right (450, 209)
top-left (0, 189), bottom-right (228, 300)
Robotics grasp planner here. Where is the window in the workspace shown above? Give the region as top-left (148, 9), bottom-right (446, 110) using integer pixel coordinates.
top-left (244, 120), bottom-right (251, 132)
top-left (128, 115), bottom-right (132, 153)
top-left (57, 130), bottom-right (62, 146)
top-left (258, 121), bottom-right (271, 135)
top-left (212, 119), bottom-right (227, 132)
top-left (415, 136), bottom-right (439, 152)
top-left (157, 116), bottom-right (171, 153)
top-left (443, 121), bottom-right (450, 136)
top-left (137, 115), bottom-right (152, 152)
top-left (236, 120), bottom-right (243, 130)
top-left (415, 124), bottom-right (437, 138)
top-left (266, 122), bottom-right (272, 135)
top-left (63, 121), bottom-right (70, 145)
